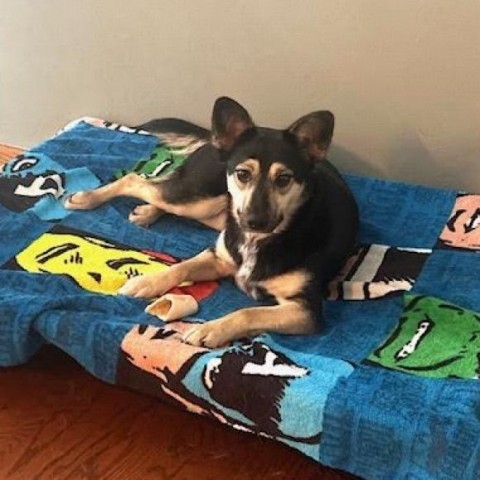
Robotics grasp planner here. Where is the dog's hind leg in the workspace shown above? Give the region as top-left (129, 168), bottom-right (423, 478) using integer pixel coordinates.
top-left (65, 173), bottom-right (227, 229)
top-left (128, 204), bottom-right (164, 227)
top-left (165, 194), bottom-right (228, 231)
top-left (198, 211), bottom-right (227, 231)
top-left (64, 173), bottom-right (151, 210)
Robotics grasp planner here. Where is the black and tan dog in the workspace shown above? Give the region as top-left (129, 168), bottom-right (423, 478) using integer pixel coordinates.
top-left (65, 97), bottom-right (359, 347)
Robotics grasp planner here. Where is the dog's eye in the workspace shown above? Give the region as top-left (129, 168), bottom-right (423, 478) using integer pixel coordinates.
top-left (275, 174), bottom-right (293, 189)
top-left (235, 169), bottom-right (252, 184)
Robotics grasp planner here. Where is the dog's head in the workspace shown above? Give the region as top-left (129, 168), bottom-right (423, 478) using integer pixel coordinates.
top-left (211, 97), bottom-right (334, 235)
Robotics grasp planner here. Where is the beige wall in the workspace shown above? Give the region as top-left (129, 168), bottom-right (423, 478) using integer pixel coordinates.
top-left (1, 0), bottom-right (479, 190)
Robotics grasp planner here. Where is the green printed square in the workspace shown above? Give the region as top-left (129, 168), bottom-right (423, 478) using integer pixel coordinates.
top-left (114, 143), bottom-right (188, 180)
top-left (366, 294), bottom-right (480, 379)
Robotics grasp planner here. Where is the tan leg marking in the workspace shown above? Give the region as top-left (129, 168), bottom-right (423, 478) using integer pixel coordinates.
top-left (118, 247), bottom-right (237, 298)
top-left (128, 204), bottom-right (164, 227)
top-left (64, 173), bottom-right (152, 210)
top-left (258, 270), bottom-right (312, 302)
top-left (171, 195), bottom-right (228, 222)
top-left (198, 211), bottom-right (227, 231)
top-left (64, 173), bottom-right (228, 224)
top-left (185, 268), bottom-right (315, 348)
top-left (184, 301), bottom-right (317, 348)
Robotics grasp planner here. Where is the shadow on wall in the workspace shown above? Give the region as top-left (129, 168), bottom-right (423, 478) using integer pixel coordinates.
top-left (386, 128), bottom-right (476, 192)
top-left (333, 128), bottom-right (478, 193)
top-left (330, 144), bottom-right (384, 179)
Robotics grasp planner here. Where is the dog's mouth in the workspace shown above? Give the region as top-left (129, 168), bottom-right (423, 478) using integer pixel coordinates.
top-left (238, 213), bottom-right (284, 236)
top-left (241, 231), bottom-right (272, 243)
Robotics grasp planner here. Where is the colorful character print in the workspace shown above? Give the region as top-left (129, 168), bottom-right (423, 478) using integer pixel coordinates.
top-left (0, 153), bottom-right (100, 220)
top-left (328, 244), bottom-right (431, 300)
top-left (3, 225), bottom-right (217, 298)
top-left (0, 154), bottom-right (65, 213)
top-left (438, 194), bottom-right (480, 251)
top-left (116, 321), bottom-right (323, 444)
top-left (366, 294), bottom-right (480, 379)
top-left (113, 143), bottom-right (188, 180)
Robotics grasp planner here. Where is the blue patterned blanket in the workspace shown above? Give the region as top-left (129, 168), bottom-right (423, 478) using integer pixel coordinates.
top-left (1, 118), bottom-right (479, 479)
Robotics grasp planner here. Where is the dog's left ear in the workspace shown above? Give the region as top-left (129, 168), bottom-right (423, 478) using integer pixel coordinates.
top-left (286, 111), bottom-right (335, 162)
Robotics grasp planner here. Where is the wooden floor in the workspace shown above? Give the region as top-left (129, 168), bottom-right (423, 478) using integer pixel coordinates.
top-left (0, 144), bottom-right (357, 480)
top-left (0, 143), bottom-right (24, 164)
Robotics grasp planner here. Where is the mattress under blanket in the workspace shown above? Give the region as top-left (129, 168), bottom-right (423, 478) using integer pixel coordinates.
top-left (0, 118), bottom-right (479, 480)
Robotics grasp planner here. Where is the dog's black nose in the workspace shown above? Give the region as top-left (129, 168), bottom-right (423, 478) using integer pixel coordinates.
top-left (245, 215), bottom-right (269, 231)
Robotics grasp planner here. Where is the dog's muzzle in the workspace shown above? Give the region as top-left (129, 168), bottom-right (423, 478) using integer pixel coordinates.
top-left (239, 210), bottom-right (284, 234)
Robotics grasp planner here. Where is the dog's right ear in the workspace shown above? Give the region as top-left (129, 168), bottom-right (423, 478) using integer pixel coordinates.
top-left (211, 97), bottom-right (255, 151)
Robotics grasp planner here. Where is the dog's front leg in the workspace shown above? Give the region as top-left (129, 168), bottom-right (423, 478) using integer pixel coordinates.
top-left (119, 248), bottom-right (236, 298)
top-left (184, 302), bottom-right (318, 348)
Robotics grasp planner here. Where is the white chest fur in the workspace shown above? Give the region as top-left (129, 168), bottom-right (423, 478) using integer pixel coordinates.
top-left (235, 238), bottom-right (259, 298)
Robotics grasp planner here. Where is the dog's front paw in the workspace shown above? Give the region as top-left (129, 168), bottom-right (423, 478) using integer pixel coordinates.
top-left (183, 320), bottom-right (233, 349)
top-left (118, 272), bottom-right (172, 298)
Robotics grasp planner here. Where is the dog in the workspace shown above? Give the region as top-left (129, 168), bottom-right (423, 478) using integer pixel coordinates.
top-left (65, 97), bottom-right (359, 347)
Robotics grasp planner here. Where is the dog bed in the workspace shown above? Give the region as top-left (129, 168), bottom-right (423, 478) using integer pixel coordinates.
top-left (0, 118), bottom-right (478, 480)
